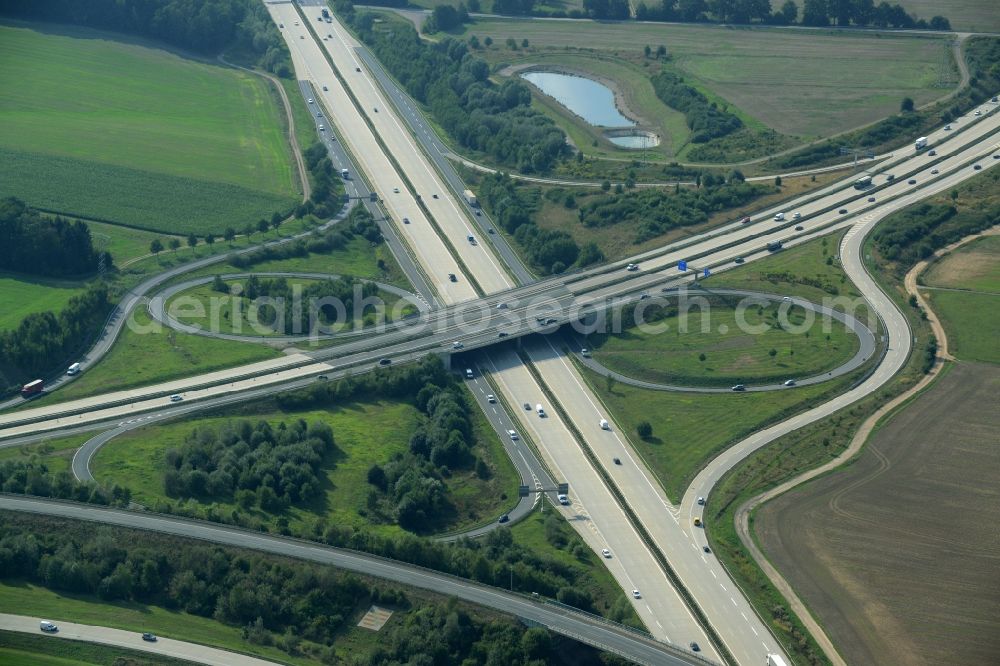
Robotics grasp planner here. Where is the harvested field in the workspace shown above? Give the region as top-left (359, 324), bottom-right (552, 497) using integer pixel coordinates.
top-left (923, 235), bottom-right (1000, 293)
top-left (754, 362), bottom-right (1000, 666)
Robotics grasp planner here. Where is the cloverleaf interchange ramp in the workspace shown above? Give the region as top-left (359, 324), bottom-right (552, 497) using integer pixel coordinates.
top-left (3, 2), bottom-right (999, 662)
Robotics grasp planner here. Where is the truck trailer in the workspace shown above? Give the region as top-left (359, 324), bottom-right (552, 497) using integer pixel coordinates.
top-left (767, 654), bottom-right (790, 666)
top-left (463, 189), bottom-right (478, 207)
top-left (915, 136), bottom-right (928, 150)
top-left (21, 379), bottom-right (44, 397)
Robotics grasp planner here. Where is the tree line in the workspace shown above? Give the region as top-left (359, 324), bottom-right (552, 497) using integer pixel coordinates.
top-left (163, 418), bottom-right (334, 510)
top-left (650, 71), bottom-right (743, 144)
top-left (0, 515), bottom-right (582, 665)
top-left (0, 458), bottom-right (130, 507)
top-left (342, 7), bottom-right (570, 173)
top-left (0, 197), bottom-right (110, 278)
top-left (0, 0), bottom-right (292, 76)
top-left (0, 283), bottom-right (113, 388)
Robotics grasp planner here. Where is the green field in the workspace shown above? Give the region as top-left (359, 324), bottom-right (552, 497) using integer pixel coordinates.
top-left (0, 630), bottom-right (195, 666)
top-left (0, 275), bottom-right (85, 331)
top-left (770, 0), bottom-right (999, 33)
top-left (923, 235), bottom-right (1000, 293)
top-left (0, 22), bottom-right (299, 233)
top-left (0, 434), bottom-right (90, 475)
top-left (463, 18), bottom-right (952, 139)
top-left (590, 299), bottom-right (858, 386)
top-left (93, 396), bottom-right (519, 536)
top-left (49, 309), bottom-right (280, 403)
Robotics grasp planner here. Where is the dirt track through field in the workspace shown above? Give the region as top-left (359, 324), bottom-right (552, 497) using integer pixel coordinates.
top-left (754, 361), bottom-right (1000, 666)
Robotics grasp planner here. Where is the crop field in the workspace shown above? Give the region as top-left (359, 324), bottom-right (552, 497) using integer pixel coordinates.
top-left (590, 300), bottom-right (858, 386)
top-left (770, 0), bottom-right (1000, 33)
top-left (923, 234), bottom-right (1000, 292)
top-left (0, 23), bottom-right (299, 233)
top-left (463, 19), bottom-right (952, 138)
top-left (0, 275), bottom-right (85, 331)
top-left (754, 362), bottom-right (1000, 666)
top-left (93, 396), bottom-right (519, 536)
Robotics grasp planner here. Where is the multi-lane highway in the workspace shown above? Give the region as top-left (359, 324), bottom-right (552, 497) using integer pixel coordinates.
top-left (3, 3), bottom-right (999, 663)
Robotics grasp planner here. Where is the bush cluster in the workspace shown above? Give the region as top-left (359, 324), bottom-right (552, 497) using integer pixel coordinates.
top-left (0, 197), bottom-right (110, 277)
top-left (0, 459), bottom-right (129, 507)
top-left (650, 72), bottom-right (742, 143)
top-left (163, 418), bottom-right (334, 509)
top-left (872, 198), bottom-right (998, 270)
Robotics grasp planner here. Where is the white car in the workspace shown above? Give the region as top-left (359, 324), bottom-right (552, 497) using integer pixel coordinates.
top-left (393, 187), bottom-right (399, 193)
top-left (602, 548), bottom-right (612, 558)
top-left (169, 394), bottom-right (182, 402)
top-left (487, 394), bottom-right (496, 403)
top-left (452, 341), bottom-right (463, 349)
top-left (773, 212), bottom-right (785, 221)
top-left (40, 621), bottom-right (58, 632)
top-left (632, 589), bottom-right (641, 599)
top-left (697, 496), bottom-right (705, 505)
top-left (784, 379), bottom-right (796, 387)
top-left (931, 168), bottom-right (939, 174)
top-left (557, 494), bottom-right (570, 506)
top-left (626, 263), bottom-right (639, 272)
top-left (792, 212), bottom-right (801, 220)
top-left (507, 429), bottom-right (519, 441)
top-left (308, 98), bottom-right (314, 104)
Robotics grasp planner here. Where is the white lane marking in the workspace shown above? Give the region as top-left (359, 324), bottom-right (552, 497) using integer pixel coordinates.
top-left (751, 626), bottom-right (759, 636)
top-left (711, 570), bottom-right (717, 579)
top-left (731, 597), bottom-right (737, 607)
top-left (741, 612), bottom-right (748, 621)
top-left (719, 584), bottom-right (726, 592)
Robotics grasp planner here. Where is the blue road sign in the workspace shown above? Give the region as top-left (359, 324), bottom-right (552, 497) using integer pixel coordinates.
top-left (678, 260), bottom-right (688, 271)
top-left (703, 268), bottom-right (711, 277)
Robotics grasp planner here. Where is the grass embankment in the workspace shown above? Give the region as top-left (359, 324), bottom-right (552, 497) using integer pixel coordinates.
top-left (0, 22), bottom-right (298, 233)
top-left (0, 434), bottom-right (90, 475)
top-left (589, 300), bottom-right (858, 387)
top-left (50, 309), bottom-right (280, 403)
top-left (463, 18), bottom-right (950, 142)
top-left (0, 630), bottom-right (196, 666)
top-left (92, 395), bottom-right (519, 536)
top-left (0, 276), bottom-right (85, 332)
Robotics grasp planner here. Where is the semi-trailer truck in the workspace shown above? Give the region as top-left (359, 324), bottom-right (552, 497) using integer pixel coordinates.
top-left (767, 653), bottom-right (790, 666)
top-left (21, 379), bottom-right (43, 397)
top-left (463, 189), bottom-right (478, 207)
top-left (915, 136), bottom-right (928, 150)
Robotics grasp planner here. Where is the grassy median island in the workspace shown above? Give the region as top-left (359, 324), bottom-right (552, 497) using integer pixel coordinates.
top-left (588, 297), bottom-right (859, 387)
top-left (0, 22), bottom-right (298, 233)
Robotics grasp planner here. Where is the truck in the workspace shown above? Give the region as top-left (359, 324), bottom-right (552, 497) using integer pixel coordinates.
top-left (854, 174), bottom-right (872, 189)
top-left (21, 379), bottom-right (43, 397)
top-left (321, 8), bottom-right (330, 20)
top-left (915, 136), bottom-right (928, 150)
top-left (341, 168), bottom-right (349, 179)
top-left (66, 362), bottom-right (81, 376)
top-left (463, 189), bottom-right (478, 207)
top-left (766, 654), bottom-right (790, 666)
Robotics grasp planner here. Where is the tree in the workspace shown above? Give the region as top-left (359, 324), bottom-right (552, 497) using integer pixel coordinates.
top-left (636, 421), bottom-right (653, 439)
top-left (777, 0), bottom-right (797, 24)
top-left (149, 239), bottom-right (164, 255)
top-left (521, 38), bottom-right (529, 48)
top-left (468, 0), bottom-right (481, 10)
top-left (270, 216), bottom-right (282, 233)
top-left (468, 35), bottom-right (480, 49)
top-left (212, 275), bottom-right (228, 293)
top-left (506, 37), bottom-right (517, 50)
top-left (257, 219), bottom-right (270, 236)
top-left (802, 0), bottom-right (828, 26)
top-left (929, 15), bottom-right (950, 30)
top-left (769, 348), bottom-right (778, 357)
top-left (168, 238), bottom-right (181, 252)
top-left (644, 45), bottom-right (652, 57)
top-left (656, 45), bottom-right (667, 58)
top-left (900, 97), bottom-right (915, 113)
top-left (699, 352), bottom-right (706, 361)
top-left (205, 233), bottom-right (215, 246)
top-left (774, 175), bottom-right (782, 186)
top-left (224, 227), bottom-right (236, 242)
top-left (601, 179), bottom-right (611, 192)
top-left (186, 233), bottom-right (198, 248)
top-left (484, 36), bottom-right (492, 47)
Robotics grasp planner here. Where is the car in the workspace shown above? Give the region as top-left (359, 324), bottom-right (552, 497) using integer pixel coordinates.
top-left (498, 514), bottom-right (509, 524)
top-left (792, 212), bottom-right (801, 220)
top-left (886, 173), bottom-right (895, 181)
top-left (581, 348), bottom-right (591, 357)
top-left (908, 179), bottom-right (917, 184)
top-left (944, 124), bottom-right (952, 130)
top-left (838, 208), bottom-right (848, 214)
top-left (300, 35), bottom-right (304, 39)
top-left (523, 402), bottom-right (531, 410)
top-left (557, 494), bottom-right (570, 506)
top-left (477, 211), bottom-right (484, 217)
top-left (142, 633), bottom-right (157, 642)
top-left (703, 545), bottom-right (711, 553)
top-left (773, 212), bottom-right (785, 221)
top-left (316, 111), bottom-right (322, 117)
top-left (733, 257), bottom-right (744, 264)
top-left (507, 429), bottom-right (519, 441)
top-left (373, 107), bottom-right (378, 112)
top-left (694, 517), bottom-right (702, 527)
top-left (497, 331), bottom-right (508, 338)
top-left (697, 496), bottom-right (705, 505)
top-left (931, 169), bottom-right (939, 174)
top-left (487, 227), bottom-right (495, 234)
top-left (795, 225), bottom-right (804, 231)
top-left (279, 23), bottom-right (284, 28)
top-left (613, 457), bottom-right (621, 465)
top-left (975, 109), bottom-right (982, 116)
top-left (452, 341), bottom-right (463, 349)
top-left (739, 216), bottom-right (751, 224)
top-left (994, 154), bottom-right (1000, 159)
top-left (308, 98), bottom-right (314, 104)
top-left (974, 164), bottom-right (983, 170)
top-left (393, 187), bottom-right (399, 193)
top-left (639, 292), bottom-right (650, 300)
top-left (993, 96), bottom-right (999, 102)
top-left (378, 358), bottom-right (392, 366)
top-left (318, 125), bottom-right (325, 131)
top-left (632, 589), bottom-right (641, 599)
top-left (317, 375), bottom-right (328, 381)
top-left (784, 379), bottom-right (796, 386)
top-left (355, 67), bottom-right (361, 72)
top-left (626, 263), bottom-right (639, 272)
top-left (432, 194), bottom-right (439, 199)
top-left (40, 621), bottom-right (58, 633)
top-left (929, 150), bottom-right (937, 156)
top-left (868, 196), bottom-right (876, 202)
top-left (487, 394), bottom-right (496, 403)
top-left (322, 85), bottom-right (328, 91)
top-left (690, 642), bottom-right (700, 652)
top-left (731, 384), bottom-right (745, 392)
top-left (169, 394), bottom-right (182, 402)
top-left (448, 273), bottom-right (457, 282)
top-left (403, 217), bottom-right (410, 224)
top-left (602, 548), bottom-right (612, 558)
top-left (496, 302), bottom-right (508, 309)
top-left (294, 20), bottom-right (299, 25)
top-left (783, 296), bottom-right (791, 301)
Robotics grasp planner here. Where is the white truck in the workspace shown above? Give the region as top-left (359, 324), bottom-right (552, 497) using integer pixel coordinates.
top-left (915, 136), bottom-right (928, 150)
top-left (463, 189), bottom-right (478, 207)
top-left (767, 654), bottom-right (790, 666)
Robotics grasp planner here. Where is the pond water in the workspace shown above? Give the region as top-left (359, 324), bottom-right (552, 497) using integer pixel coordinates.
top-left (608, 134), bottom-right (656, 148)
top-left (522, 71), bottom-right (634, 128)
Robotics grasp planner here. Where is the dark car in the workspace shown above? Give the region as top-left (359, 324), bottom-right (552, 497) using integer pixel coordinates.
top-left (795, 225), bottom-right (804, 231)
top-left (731, 384), bottom-right (746, 392)
top-left (838, 208), bottom-right (848, 214)
top-left (355, 67), bottom-right (361, 72)
top-left (317, 375), bottom-right (328, 381)
top-left (432, 194), bottom-right (439, 199)
top-left (928, 150), bottom-right (937, 156)
top-left (908, 179), bottom-right (917, 184)
top-left (524, 403), bottom-right (531, 410)
top-left (378, 358), bottom-right (392, 366)
top-left (448, 273), bottom-right (457, 282)
top-left (498, 331), bottom-right (508, 338)
top-left (613, 457), bottom-right (621, 465)
top-left (974, 164), bottom-right (982, 170)
top-left (703, 545), bottom-right (711, 553)
top-left (734, 257), bottom-right (744, 264)
top-left (498, 514), bottom-right (509, 524)
top-left (487, 227), bottom-right (495, 234)
top-left (142, 633), bottom-right (157, 642)
top-left (868, 196), bottom-right (876, 202)
top-left (690, 642), bottom-right (700, 652)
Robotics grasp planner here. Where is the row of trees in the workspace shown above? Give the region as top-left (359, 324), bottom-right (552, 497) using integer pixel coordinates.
top-left (163, 419), bottom-right (335, 509)
top-left (577, 178), bottom-right (772, 243)
top-left (0, 283), bottom-right (113, 383)
top-left (0, 197), bottom-right (109, 277)
top-left (0, 0), bottom-right (292, 75)
top-left (873, 197), bottom-right (999, 269)
top-left (0, 459), bottom-right (130, 507)
top-left (650, 71), bottom-right (743, 144)
top-left (346, 10), bottom-right (569, 173)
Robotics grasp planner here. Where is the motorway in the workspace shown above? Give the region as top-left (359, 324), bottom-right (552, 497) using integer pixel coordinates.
top-left (0, 496), bottom-right (712, 666)
top-left (3, 4), bottom-right (999, 662)
top-left (0, 613), bottom-right (277, 666)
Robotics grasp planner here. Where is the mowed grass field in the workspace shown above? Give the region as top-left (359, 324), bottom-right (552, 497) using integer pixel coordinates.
top-left (590, 301), bottom-right (859, 386)
top-left (0, 275), bottom-right (85, 331)
top-left (770, 0), bottom-right (1000, 33)
top-left (921, 234), bottom-right (1000, 364)
top-left (462, 19), bottom-right (952, 137)
top-left (0, 22), bottom-right (299, 233)
top-left (754, 362), bottom-right (1000, 666)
